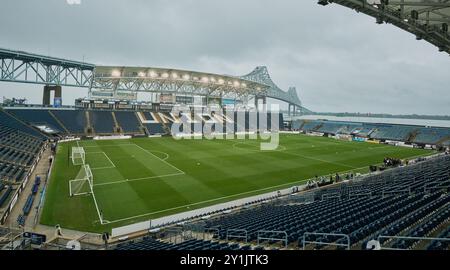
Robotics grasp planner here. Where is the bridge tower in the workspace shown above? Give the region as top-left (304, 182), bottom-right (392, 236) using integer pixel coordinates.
top-left (43, 85), bottom-right (62, 106)
top-left (254, 96), bottom-right (267, 110)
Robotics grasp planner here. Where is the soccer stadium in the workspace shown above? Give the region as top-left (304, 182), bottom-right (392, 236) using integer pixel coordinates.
top-left (0, 0), bottom-right (449, 255)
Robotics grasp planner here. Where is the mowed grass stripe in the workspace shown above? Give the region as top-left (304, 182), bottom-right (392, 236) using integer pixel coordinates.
top-left (92, 144), bottom-right (181, 185)
top-left (40, 134), bottom-right (434, 233)
top-left (86, 152), bottom-right (115, 169)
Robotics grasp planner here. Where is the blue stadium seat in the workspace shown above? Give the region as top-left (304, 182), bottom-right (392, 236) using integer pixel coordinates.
top-left (114, 111), bottom-right (142, 134)
top-left (7, 109), bottom-right (66, 134)
top-left (90, 111), bottom-right (115, 134)
top-left (51, 110), bottom-right (86, 134)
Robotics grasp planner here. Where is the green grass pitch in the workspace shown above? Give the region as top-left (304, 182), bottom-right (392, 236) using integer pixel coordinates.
top-left (40, 134), bottom-right (434, 233)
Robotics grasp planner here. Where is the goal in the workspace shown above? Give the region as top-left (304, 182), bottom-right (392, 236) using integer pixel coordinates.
top-left (71, 147), bottom-right (85, 166)
top-left (69, 164), bottom-right (93, 197)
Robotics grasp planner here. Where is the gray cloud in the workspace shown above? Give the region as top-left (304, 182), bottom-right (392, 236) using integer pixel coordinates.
top-left (0, 0), bottom-right (448, 114)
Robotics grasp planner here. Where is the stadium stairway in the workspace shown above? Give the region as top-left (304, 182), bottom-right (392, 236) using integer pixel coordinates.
top-left (111, 111), bottom-right (123, 134)
top-left (149, 113), bottom-right (171, 135)
top-left (161, 122), bottom-right (172, 135)
top-left (142, 125), bottom-right (151, 136)
top-left (385, 200), bottom-right (450, 250)
top-left (7, 109), bottom-right (67, 136)
top-left (185, 155), bottom-right (450, 250)
top-left (135, 112), bottom-right (151, 135)
top-left (437, 136), bottom-right (450, 146)
top-left (356, 192), bottom-right (449, 249)
top-left (294, 120), bottom-right (450, 145)
top-left (3, 147), bottom-right (52, 229)
top-left (113, 111), bottom-right (144, 135)
top-left (85, 111), bottom-right (94, 135)
top-left (426, 222), bottom-right (450, 250)
top-left (151, 112), bottom-right (164, 125)
top-left (313, 122), bottom-right (323, 131)
top-left (48, 110), bottom-right (70, 134)
top-left (0, 110), bottom-right (48, 140)
top-left (114, 237), bottom-right (262, 251)
top-left (49, 110), bottom-right (87, 135)
top-left (406, 129), bottom-right (419, 143)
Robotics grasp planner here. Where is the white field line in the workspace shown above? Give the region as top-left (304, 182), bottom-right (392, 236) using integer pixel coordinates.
top-left (93, 172), bottom-right (185, 187)
top-left (239, 139), bottom-right (415, 169)
top-left (91, 166), bottom-right (116, 170)
top-left (85, 152), bottom-right (116, 170)
top-left (103, 148), bottom-right (435, 224)
top-left (87, 139), bottom-right (434, 225)
top-left (102, 163), bottom-right (376, 225)
top-left (102, 152), bottom-right (116, 168)
top-left (90, 144), bottom-right (185, 223)
top-left (80, 144), bottom-right (135, 148)
top-left (133, 144), bottom-right (185, 174)
top-left (91, 189), bottom-right (105, 225)
top-left (280, 150), bottom-right (358, 169)
top-left (280, 145), bottom-right (433, 170)
top-left (73, 144), bottom-right (103, 224)
top-left (69, 177), bottom-right (104, 224)
top-left (90, 144), bottom-right (184, 186)
top-left (231, 140), bottom-right (357, 169)
top-left (367, 146), bottom-right (392, 150)
top-left (147, 150), bottom-right (170, 161)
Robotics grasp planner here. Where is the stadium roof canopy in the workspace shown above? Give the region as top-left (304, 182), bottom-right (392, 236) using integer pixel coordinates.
top-left (93, 66), bottom-right (269, 101)
top-left (319, 0), bottom-right (450, 55)
top-left (94, 66), bottom-right (305, 108)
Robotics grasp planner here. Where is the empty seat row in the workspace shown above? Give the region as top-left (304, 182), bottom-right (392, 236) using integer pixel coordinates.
top-left (7, 109), bottom-right (67, 134)
top-left (190, 155), bottom-right (450, 250)
top-left (0, 186), bottom-right (13, 208)
top-left (294, 119), bottom-right (450, 144)
top-left (115, 237), bottom-right (258, 251)
top-left (114, 111), bottom-right (142, 134)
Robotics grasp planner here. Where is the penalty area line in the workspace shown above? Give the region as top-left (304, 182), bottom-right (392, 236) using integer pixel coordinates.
top-left (133, 144), bottom-right (185, 174)
top-left (91, 190), bottom-right (106, 225)
top-left (95, 151), bottom-right (434, 225)
top-left (104, 157), bottom-right (399, 225)
top-left (93, 172), bottom-right (185, 187)
top-left (78, 144), bottom-right (136, 148)
top-left (102, 152), bottom-right (116, 168)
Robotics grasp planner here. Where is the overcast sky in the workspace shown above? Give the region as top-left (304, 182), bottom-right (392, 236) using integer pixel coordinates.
top-left (0, 0), bottom-right (448, 115)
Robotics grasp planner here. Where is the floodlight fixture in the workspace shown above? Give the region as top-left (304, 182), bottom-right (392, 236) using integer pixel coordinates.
top-left (111, 70), bottom-right (121, 77)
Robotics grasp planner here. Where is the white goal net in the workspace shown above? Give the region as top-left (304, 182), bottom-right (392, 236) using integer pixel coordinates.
top-left (71, 147), bottom-right (85, 166)
top-left (69, 164), bottom-right (93, 197)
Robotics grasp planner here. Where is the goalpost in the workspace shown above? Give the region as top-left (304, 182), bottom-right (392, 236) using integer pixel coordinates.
top-left (71, 147), bottom-right (85, 166)
top-left (69, 164), bottom-right (94, 197)
top-left (67, 145), bottom-right (104, 223)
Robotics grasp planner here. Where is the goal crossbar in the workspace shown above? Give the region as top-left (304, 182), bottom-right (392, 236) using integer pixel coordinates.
top-left (71, 147), bottom-right (86, 166)
top-left (69, 164), bottom-right (93, 197)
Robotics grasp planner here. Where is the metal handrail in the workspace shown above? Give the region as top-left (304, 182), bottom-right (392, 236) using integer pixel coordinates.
top-left (377, 235), bottom-right (450, 250)
top-left (226, 229), bottom-right (248, 243)
top-left (203, 227), bottom-right (220, 240)
top-left (257, 230), bottom-right (288, 248)
top-left (302, 232), bottom-right (350, 250)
